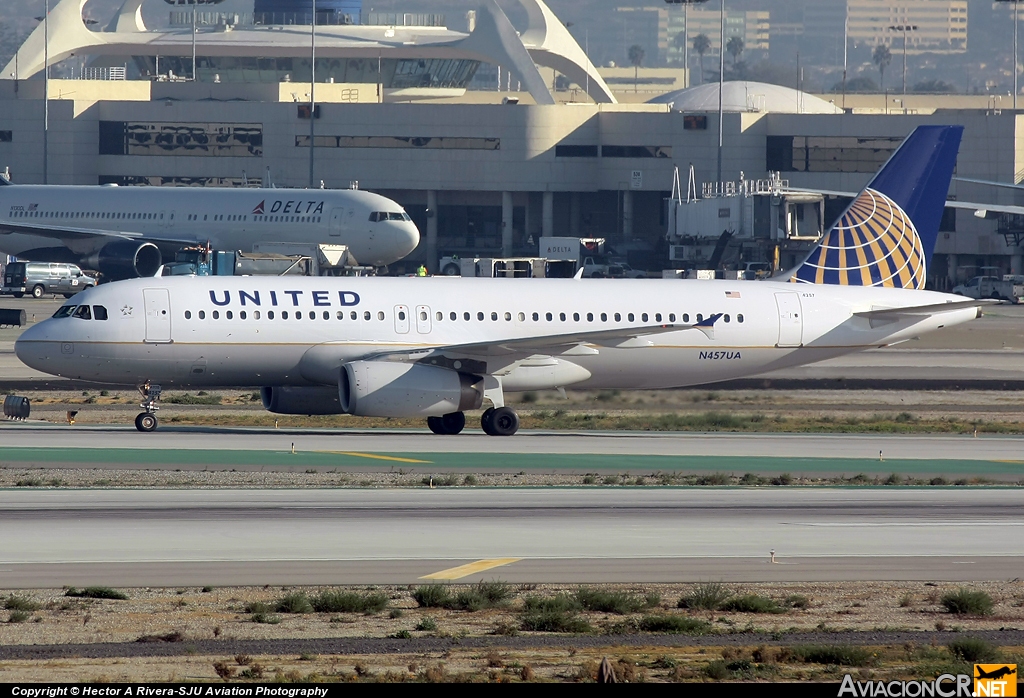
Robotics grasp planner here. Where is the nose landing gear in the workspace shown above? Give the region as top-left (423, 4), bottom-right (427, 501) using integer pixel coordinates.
top-left (135, 382), bottom-right (162, 432)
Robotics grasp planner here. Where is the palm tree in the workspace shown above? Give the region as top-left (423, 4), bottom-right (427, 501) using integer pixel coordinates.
top-left (628, 44), bottom-right (645, 92)
top-left (693, 33), bottom-right (711, 86)
top-left (873, 43), bottom-right (892, 91)
top-left (726, 36), bottom-right (744, 65)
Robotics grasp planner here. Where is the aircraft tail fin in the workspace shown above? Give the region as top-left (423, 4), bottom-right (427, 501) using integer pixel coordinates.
top-left (789, 125), bottom-right (963, 289)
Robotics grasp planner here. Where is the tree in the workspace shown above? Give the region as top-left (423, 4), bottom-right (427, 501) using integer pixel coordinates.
top-left (726, 36), bottom-right (744, 65)
top-left (693, 33), bottom-right (711, 86)
top-left (831, 76), bottom-right (879, 93)
top-left (912, 78), bottom-right (957, 94)
top-left (873, 44), bottom-right (892, 91)
top-left (628, 44), bottom-right (645, 92)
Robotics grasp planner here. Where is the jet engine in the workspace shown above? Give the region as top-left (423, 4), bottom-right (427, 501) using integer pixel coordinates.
top-left (82, 241), bottom-right (162, 279)
top-left (339, 361), bottom-right (483, 417)
top-left (260, 386), bottom-right (344, 415)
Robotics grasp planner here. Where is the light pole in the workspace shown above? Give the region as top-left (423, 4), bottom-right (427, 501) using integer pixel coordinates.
top-left (888, 24), bottom-right (917, 96)
top-left (996, 0), bottom-right (1022, 110)
top-left (33, 4), bottom-right (49, 183)
top-left (717, 0), bottom-right (724, 184)
top-left (309, 0), bottom-right (316, 189)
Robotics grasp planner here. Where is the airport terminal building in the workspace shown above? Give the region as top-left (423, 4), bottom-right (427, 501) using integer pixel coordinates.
top-left (3, 0), bottom-right (1024, 284)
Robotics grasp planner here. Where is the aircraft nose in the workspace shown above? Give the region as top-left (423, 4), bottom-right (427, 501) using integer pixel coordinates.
top-left (392, 221), bottom-right (421, 259)
top-left (14, 322), bottom-right (50, 372)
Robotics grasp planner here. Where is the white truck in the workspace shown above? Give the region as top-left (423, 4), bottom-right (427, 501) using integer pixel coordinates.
top-left (538, 237), bottom-right (608, 277)
top-left (952, 275), bottom-right (1024, 303)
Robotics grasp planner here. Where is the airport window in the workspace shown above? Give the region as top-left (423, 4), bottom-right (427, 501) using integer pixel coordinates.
top-left (555, 144), bottom-right (598, 158)
top-left (73, 306), bottom-right (91, 320)
top-left (282, 311), bottom-right (289, 319)
top-left (765, 135), bottom-right (901, 173)
top-left (377, 311), bottom-right (385, 321)
top-left (268, 311), bottom-right (275, 319)
top-left (184, 310), bottom-right (192, 320)
top-left (199, 310), bottom-right (206, 319)
top-left (99, 121), bottom-right (263, 157)
top-left (226, 311), bottom-right (233, 319)
top-left (0, 131), bottom-right (12, 142)
top-left (212, 310), bottom-right (219, 319)
top-left (601, 145), bottom-right (671, 158)
top-left (298, 135), bottom-right (500, 151)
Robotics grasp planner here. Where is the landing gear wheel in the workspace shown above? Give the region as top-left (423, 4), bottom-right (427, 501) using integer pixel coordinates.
top-left (428, 412), bottom-right (466, 435)
top-left (31, 285), bottom-right (45, 299)
top-left (484, 406), bottom-right (519, 436)
top-left (135, 412), bottom-right (158, 432)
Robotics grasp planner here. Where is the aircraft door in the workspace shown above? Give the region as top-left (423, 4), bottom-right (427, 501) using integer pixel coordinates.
top-left (143, 288), bottom-right (172, 343)
top-left (394, 304), bottom-right (410, 334)
top-left (774, 292), bottom-right (803, 348)
top-left (415, 305), bottom-right (431, 334)
top-left (330, 209), bottom-right (344, 237)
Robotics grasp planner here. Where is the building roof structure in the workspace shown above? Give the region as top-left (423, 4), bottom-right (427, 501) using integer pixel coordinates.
top-left (3, 0), bottom-right (615, 105)
top-left (650, 81), bottom-right (843, 114)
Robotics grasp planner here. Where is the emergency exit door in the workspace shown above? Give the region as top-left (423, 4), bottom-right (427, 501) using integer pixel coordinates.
top-left (143, 288), bottom-right (172, 343)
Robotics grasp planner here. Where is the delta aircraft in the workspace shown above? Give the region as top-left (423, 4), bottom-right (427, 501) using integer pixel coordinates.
top-left (0, 176), bottom-right (420, 277)
top-left (16, 125), bottom-right (987, 436)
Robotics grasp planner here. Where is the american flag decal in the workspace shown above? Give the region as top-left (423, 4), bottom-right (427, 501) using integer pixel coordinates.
top-left (725, 291), bottom-right (741, 298)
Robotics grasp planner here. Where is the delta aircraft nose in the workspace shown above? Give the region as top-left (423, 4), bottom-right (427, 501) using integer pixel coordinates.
top-left (390, 220), bottom-right (421, 261)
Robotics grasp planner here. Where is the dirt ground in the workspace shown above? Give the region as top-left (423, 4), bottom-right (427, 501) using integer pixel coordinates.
top-left (1, 581), bottom-right (1022, 682)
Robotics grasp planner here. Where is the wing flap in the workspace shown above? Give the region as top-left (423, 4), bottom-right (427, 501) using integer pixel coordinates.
top-left (0, 220), bottom-right (197, 247)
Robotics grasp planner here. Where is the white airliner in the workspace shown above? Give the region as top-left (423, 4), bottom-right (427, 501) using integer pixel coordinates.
top-left (0, 177), bottom-right (420, 277)
top-left (16, 126), bottom-right (987, 435)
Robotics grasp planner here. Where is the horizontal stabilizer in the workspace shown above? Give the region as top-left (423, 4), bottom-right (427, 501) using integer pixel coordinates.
top-left (854, 299), bottom-right (994, 320)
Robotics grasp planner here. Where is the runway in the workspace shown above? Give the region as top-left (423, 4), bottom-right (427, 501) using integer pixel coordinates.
top-left (1, 488), bottom-right (1021, 586)
top-left (2, 424), bottom-right (1024, 478)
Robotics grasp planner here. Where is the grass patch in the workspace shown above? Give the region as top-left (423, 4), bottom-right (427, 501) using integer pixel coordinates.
top-left (4, 596), bottom-right (41, 612)
top-left (941, 588), bottom-right (994, 615)
top-left (250, 612), bottom-right (280, 624)
top-left (786, 645), bottom-right (873, 666)
top-left (637, 615), bottom-right (712, 634)
top-left (64, 587), bottom-right (128, 600)
top-left (8, 610), bottom-right (31, 623)
top-left (274, 592), bottom-right (313, 614)
top-left (947, 638), bottom-right (999, 662)
top-left (679, 582), bottom-right (731, 611)
top-left (412, 585), bottom-right (450, 608)
top-left (311, 590), bottom-right (389, 614)
top-left (412, 582), bottom-right (513, 611)
top-left (415, 617), bottom-right (437, 632)
top-left (719, 594), bottom-right (785, 614)
top-left (575, 588), bottom-right (655, 614)
top-left (162, 392), bottom-right (223, 405)
top-left (520, 610), bottom-right (592, 633)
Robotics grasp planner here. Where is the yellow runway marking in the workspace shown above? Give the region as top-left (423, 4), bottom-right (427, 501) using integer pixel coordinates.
top-left (320, 451), bottom-right (432, 464)
top-left (420, 558), bottom-right (522, 580)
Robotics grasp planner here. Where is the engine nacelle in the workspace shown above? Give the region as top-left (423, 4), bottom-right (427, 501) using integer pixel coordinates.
top-left (82, 240), bottom-right (162, 279)
top-left (339, 361), bottom-right (483, 417)
top-left (260, 386), bottom-right (344, 415)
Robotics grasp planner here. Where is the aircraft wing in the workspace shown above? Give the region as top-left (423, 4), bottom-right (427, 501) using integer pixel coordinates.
top-left (953, 176), bottom-right (1022, 190)
top-left (376, 315), bottom-right (724, 361)
top-left (0, 219), bottom-right (198, 249)
top-left (854, 299), bottom-right (995, 320)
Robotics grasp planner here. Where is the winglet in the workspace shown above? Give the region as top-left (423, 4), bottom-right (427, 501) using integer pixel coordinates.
top-left (693, 312), bottom-right (723, 340)
top-left (573, 267), bottom-right (585, 280)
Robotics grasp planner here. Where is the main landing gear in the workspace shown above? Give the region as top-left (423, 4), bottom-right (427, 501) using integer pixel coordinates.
top-left (134, 381), bottom-right (162, 432)
top-left (426, 406), bottom-right (521, 436)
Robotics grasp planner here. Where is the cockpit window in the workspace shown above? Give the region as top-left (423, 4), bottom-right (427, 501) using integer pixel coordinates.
top-left (370, 211), bottom-right (411, 222)
top-left (72, 305), bottom-right (92, 320)
top-left (387, 212), bottom-right (405, 221)
top-left (93, 305), bottom-right (108, 321)
top-left (369, 212), bottom-right (380, 222)
top-left (53, 305), bottom-right (75, 318)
